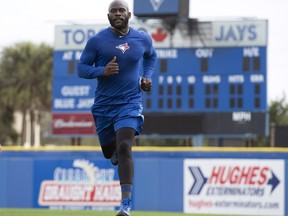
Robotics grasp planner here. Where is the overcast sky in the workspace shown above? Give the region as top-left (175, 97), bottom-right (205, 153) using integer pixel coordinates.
top-left (0, 0), bottom-right (287, 101)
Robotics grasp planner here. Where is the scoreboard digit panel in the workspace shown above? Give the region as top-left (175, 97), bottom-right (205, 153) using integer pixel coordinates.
top-left (142, 113), bottom-right (203, 135)
top-left (203, 112), bottom-right (266, 135)
top-left (142, 46), bottom-right (267, 136)
top-left (143, 47), bottom-right (266, 113)
top-left (142, 112), bottom-right (267, 136)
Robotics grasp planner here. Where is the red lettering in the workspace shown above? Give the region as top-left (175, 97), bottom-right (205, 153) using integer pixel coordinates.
top-left (237, 166), bottom-right (251, 184)
top-left (220, 167), bottom-right (230, 184)
top-left (258, 167), bottom-right (269, 185)
top-left (230, 166), bottom-right (240, 184)
top-left (248, 166), bottom-right (259, 185)
top-left (209, 165), bottom-right (270, 186)
top-left (209, 166), bottom-right (224, 184)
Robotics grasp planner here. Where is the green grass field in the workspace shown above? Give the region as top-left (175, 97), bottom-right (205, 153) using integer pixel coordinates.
top-left (0, 209), bottom-right (188, 216)
top-left (0, 209), bottom-right (247, 216)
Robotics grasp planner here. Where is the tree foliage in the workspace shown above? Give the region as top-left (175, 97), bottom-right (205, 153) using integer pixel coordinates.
top-left (0, 105), bottom-right (18, 144)
top-left (0, 42), bottom-right (53, 145)
top-left (269, 94), bottom-right (288, 125)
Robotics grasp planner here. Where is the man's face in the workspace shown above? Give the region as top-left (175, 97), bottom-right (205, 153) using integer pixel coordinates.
top-left (108, 2), bottom-right (131, 30)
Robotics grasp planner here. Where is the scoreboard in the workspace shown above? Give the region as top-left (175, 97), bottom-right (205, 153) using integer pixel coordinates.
top-left (144, 47), bottom-right (266, 112)
top-left (52, 19), bottom-right (268, 137)
top-left (142, 46), bottom-right (267, 136)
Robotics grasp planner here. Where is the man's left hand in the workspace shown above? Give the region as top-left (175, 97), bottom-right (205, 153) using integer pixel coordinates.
top-left (141, 78), bottom-right (152, 92)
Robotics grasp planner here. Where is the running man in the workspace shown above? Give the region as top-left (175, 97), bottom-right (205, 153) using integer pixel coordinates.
top-left (77, 0), bottom-right (157, 215)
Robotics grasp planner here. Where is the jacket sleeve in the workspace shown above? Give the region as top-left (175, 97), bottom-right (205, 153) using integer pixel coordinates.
top-left (77, 37), bottom-right (105, 79)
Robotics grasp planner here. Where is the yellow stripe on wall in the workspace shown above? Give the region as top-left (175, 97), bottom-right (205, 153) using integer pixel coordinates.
top-left (2, 145), bottom-right (288, 153)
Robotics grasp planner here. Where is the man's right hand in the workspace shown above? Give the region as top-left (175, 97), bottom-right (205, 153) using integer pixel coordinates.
top-left (104, 56), bottom-right (119, 76)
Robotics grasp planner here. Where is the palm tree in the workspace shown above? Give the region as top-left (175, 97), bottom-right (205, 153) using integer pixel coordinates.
top-left (0, 103), bottom-right (18, 145)
top-left (0, 42), bottom-right (53, 145)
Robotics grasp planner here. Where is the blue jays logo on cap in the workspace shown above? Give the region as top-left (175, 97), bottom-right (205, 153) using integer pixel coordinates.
top-left (116, 43), bottom-right (130, 54)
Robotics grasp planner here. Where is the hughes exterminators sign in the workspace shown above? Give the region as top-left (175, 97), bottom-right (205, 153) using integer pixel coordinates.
top-left (183, 159), bottom-right (284, 215)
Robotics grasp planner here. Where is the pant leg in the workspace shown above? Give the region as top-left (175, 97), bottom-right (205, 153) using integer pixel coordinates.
top-left (116, 127), bottom-right (135, 185)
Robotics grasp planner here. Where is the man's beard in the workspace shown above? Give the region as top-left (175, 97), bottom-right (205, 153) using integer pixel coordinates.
top-left (109, 17), bottom-right (129, 31)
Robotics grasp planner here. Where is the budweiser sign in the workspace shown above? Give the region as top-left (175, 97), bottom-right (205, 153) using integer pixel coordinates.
top-left (52, 113), bottom-right (96, 135)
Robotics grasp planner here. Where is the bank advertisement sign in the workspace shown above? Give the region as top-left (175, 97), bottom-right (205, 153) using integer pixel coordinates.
top-left (35, 159), bottom-right (121, 210)
top-left (184, 159), bottom-right (284, 215)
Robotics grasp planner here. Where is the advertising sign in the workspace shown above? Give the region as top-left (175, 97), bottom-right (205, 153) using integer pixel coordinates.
top-left (36, 159), bottom-right (120, 210)
top-left (184, 159), bottom-right (284, 215)
top-left (52, 113), bottom-right (96, 135)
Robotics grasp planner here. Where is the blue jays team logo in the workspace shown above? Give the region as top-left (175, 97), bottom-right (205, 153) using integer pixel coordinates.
top-left (116, 43), bottom-right (130, 54)
top-left (149, 0), bottom-right (164, 11)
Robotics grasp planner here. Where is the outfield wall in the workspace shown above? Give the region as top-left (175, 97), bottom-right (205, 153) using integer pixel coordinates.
top-left (0, 146), bottom-right (286, 215)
